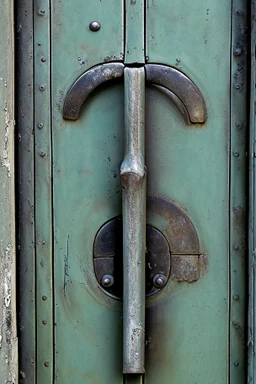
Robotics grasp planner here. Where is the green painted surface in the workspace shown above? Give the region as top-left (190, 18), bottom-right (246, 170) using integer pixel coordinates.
top-left (16, 0), bottom-right (248, 382)
top-left (124, 0), bottom-right (145, 63)
top-left (34, 0), bottom-right (53, 382)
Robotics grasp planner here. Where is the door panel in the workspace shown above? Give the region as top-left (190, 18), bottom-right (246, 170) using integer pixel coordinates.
top-left (17, 0), bottom-right (247, 382)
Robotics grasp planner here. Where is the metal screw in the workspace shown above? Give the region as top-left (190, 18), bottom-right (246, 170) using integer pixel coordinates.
top-left (42, 295), bottom-right (47, 301)
top-left (234, 245), bottom-right (239, 250)
top-left (236, 9), bottom-right (242, 15)
top-left (44, 361), bottom-right (49, 367)
top-left (153, 274), bottom-right (167, 289)
top-left (234, 362), bottom-right (239, 367)
top-left (233, 295), bottom-right (240, 301)
top-left (101, 274), bottom-right (114, 288)
top-left (233, 151), bottom-right (240, 157)
top-left (40, 151), bottom-right (46, 158)
top-left (38, 9), bottom-right (46, 16)
top-left (42, 320), bottom-right (47, 325)
top-left (38, 122), bottom-right (44, 129)
top-left (234, 48), bottom-right (242, 56)
top-left (89, 21), bottom-right (101, 32)
top-left (41, 57), bottom-right (46, 62)
top-left (235, 84), bottom-right (241, 90)
top-left (39, 85), bottom-right (46, 91)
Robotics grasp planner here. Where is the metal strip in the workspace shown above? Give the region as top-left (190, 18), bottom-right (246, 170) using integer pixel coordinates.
top-left (121, 67), bottom-right (146, 374)
top-left (124, 0), bottom-right (145, 64)
top-left (230, 2), bottom-right (248, 381)
top-left (34, 0), bottom-right (53, 382)
top-left (248, 1), bottom-right (256, 382)
top-left (16, 0), bottom-right (36, 382)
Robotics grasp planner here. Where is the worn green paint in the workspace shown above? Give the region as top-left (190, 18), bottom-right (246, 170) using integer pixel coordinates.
top-left (16, 0), bottom-right (249, 383)
top-left (145, 1), bottom-right (230, 383)
top-left (0, 0), bottom-right (17, 382)
top-left (34, 0), bottom-right (53, 382)
top-left (230, 1), bottom-right (247, 381)
top-left (124, 0), bottom-right (145, 63)
top-left (16, 0), bottom-right (36, 382)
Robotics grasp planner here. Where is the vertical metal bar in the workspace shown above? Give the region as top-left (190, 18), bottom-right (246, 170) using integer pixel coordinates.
top-left (248, 1), bottom-right (256, 382)
top-left (124, 0), bottom-right (145, 64)
top-left (34, 0), bottom-right (53, 382)
top-left (230, 2), bottom-right (248, 382)
top-left (121, 67), bottom-right (146, 374)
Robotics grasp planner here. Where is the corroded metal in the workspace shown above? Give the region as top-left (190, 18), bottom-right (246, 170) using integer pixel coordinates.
top-left (145, 64), bottom-right (206, 123)
top-left (93, 218), bottom-right (171, 297)
top-left (63, 63), bottom-right (124, 120)
top-left (120, 67), bottom-right (146, 374)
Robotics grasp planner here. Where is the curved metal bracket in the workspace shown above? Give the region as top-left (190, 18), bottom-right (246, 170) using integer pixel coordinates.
top-left (63, 63), bottom-right (206, 124)
top-left (63, 63), bottom-right (125, 120)
top-left (145, 64), bottom-right (206, 123)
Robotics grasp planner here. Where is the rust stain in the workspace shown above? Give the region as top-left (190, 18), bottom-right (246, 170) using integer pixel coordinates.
top-left (170, 255), bottom-right (200, 282)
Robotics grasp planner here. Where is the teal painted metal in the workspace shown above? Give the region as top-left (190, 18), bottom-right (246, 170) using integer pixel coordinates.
top-left (230, 1), bottom-right (248, 381)
top-left (124, 0), bottom-right (145, 63)
top-left (121, 67), bottom-right (146, 374)
top-left (34, 0), bottom-right (53, 382)
top-left (16, 0), bottom-right (250, 383)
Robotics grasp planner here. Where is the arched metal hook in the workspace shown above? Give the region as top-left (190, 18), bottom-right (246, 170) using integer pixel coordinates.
top-left (63, 63), bottom-right (206, 124)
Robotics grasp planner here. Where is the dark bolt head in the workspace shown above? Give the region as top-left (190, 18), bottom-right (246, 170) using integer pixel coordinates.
top-left (89, 21), bottom-right (101, 32)
top-left (234, 362), bottom-right (239, 367)
top-left (40, 151), bottom-right (46, 158)
top-left (42, 320), bottom-right (47, 325)
top-left (101, 274), bottom-right (114, 288)
top-left (233, 295), bottom-right (240, 301)
top-left (153, 274), bottom-right (167, 289)
top-left (234, 245), bottom-right (239, 250)
top-left (236, 9), bottom-right (242, 15)
top-left (38, 9), bottom-right (46, 16)
top-left (234, 48), bottom-right (242, 56)
top-left (38, 122), bottom-right (44, 129)
top-left (233, 151), bottom-right (240, 157)
top-left (42, 295), bottom-right (47, 301)
top-left (44, 361), bottom-right (49, 367)
top-left (39, 85), bottom-right (46, 91)
top-left (235, 84), bottom-right (241, 90)
top-left (41, 57), bottom-right (46, 62)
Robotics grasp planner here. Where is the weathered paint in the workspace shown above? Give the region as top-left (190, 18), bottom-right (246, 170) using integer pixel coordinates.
top-left (16, 0), bottom-right (36, 382)
top-left (230, 1), bottom-right (248, 381)
top-left (0, 0), bottom-right (18, 383)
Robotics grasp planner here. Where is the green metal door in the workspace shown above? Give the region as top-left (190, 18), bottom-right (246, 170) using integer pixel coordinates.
top-left (17, 0), bottom-right (248, 383)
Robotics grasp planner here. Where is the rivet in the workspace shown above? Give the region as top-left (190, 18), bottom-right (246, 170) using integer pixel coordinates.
top-left (233, 151), bottom-right (240, 157)
top-left (153, 274), bottom-right (167, 289)
top-left (89, 21), bottom-right (101, 32)
top-left (235, 122), bottom-right (241, 128)
top-left (40, 151), bottom-right (46, 158)
top-left (41, 57), bottom-right (46, 62)
top-left (39, 85), bottom-right (46, 91)
top-left (236, 9), bottom-right (242, 15)
top-left (44, 361), bottom-right (49, 367)
top-left (42, 295), bottom-right (47, 301)
top-left (235, 84), bottom-right (241, 90)
top-left (42, 320), bottom-right (47, 325)
top-left (38, 122), bottom-right (44, 129)
top-left (145, 56), bottom-right (149, 62)
top-left (101, 274), bottom-right (114, 288)
top-left (40, 261), bottom-right (44, 267)
top-left (234, 362), bottom-right (239, 367)
top-left (234, 245), bottom-right (240, 250)
top-left (38, 9), bottom-right (46, 16)
top-left (234, 48), bottom-right (242, 56)
top-left (233, 295), bottom-right (240, 301)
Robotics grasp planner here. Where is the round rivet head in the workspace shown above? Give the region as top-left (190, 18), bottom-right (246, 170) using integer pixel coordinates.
top-left (153, 274), bottom-right (167, 289)
top-left (44, 361), bottom-right (49, 367)
top-left (42, 295), bottom-right (47, 301)
top-left (234, 48), bottom-right (242, 56)
top-left (89, 21), bottom-right (101, 32)
top-left (38, 122), bottom-right (44, 129)
top-left (42, 320), bottom-right (47, 325)
top-left (233, 151), bottom-right (240, 157)
top-left (39, 84), bottom-right (46, 91)
top-left (101, 274), bottom-right (114, 288)
top-left (234, 362), bottom-right (239, 367)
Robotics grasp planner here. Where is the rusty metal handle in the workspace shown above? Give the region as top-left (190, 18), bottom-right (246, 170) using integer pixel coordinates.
top-left (120, 67), bottom-right (146, 374)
